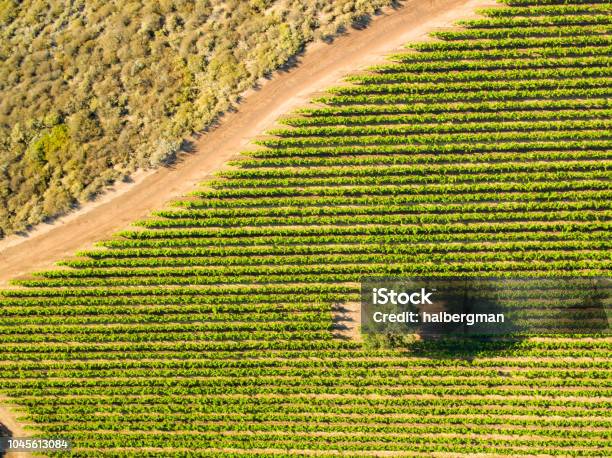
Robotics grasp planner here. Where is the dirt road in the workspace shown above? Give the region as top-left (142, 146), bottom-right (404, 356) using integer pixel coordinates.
top-left (0, 0), bottom-right (496, 286)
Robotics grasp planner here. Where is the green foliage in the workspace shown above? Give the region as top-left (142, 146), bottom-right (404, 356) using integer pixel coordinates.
top-left (29, 125), bottom-right (69, 166)
top-left (0, 0), bottom-right (16, 24)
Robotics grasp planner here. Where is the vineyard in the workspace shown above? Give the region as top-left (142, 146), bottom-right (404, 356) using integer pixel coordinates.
top-left (1, 0), bottom-right (611, 456)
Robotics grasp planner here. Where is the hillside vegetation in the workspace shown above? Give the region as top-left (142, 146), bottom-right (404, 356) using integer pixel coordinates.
top-left (0, 0), bottom-right (392, 236)
top-left (0, 0), bottom-right (611, 455)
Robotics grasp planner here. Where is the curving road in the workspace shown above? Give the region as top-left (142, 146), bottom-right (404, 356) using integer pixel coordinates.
top-left (0, 0), bottom-right (495, 286)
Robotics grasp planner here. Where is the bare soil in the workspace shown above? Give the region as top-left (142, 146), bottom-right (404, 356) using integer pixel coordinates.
top-left (332, 301), bottom-right (363, 341)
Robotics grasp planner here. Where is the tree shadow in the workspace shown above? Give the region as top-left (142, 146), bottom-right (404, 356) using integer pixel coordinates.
top-left (351, 15), bottom-right (372, 31)
top-left (159, 139), bottom-right (196, 170)
top-left (362, 277), bottom-right (610, 362)
top-left (398, 335), bottom-right (525, 364)
top-left (364, 278), bottom-right (525, 361)
top-left (408, 279), bottom-right (524, 362)
top-left (0, 422), bottom-right (11, 458)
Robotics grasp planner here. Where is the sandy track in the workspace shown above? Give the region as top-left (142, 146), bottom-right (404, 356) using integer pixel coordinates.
top-left (0, 0), bottom-right (496, 286)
